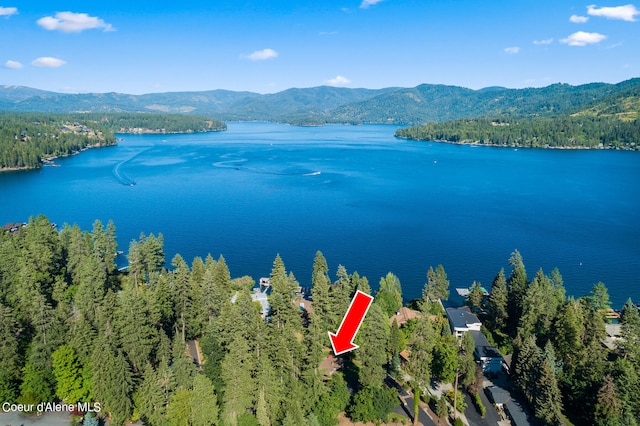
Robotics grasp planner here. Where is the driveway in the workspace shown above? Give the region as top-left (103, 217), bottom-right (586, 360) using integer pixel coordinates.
top-left (464, 390), bottom-right (501, 426)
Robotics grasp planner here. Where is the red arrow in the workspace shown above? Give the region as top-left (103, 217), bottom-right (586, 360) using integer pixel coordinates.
top-left (328, 290), bottom-right (374, 356)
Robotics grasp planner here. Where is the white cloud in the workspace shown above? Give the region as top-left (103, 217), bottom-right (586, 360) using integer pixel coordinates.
top-left (360, 0), bottom-right (384, 8)
top-left (325, 75), bottom-right (351, 86)
top-left (245, 48), bottom-right (278, 61)
top-left (37, 11), bottom-right (114, 32)
top-left (587, 4), bottom-right (640, 21)
top-left (570, 14), bottom-right (590, 23)
top-left (504, 46), bottom-right (520, 54)
top-left (4, 60), bottom-right (23, 69)
top-left (0, 6), bottom-right (17, 16)
top-left (32, 57), bottom-right (67, 67)
top-left (533, 38), bottom-right (554, 45)
top-left (561, 31), bottom-right (607, 46)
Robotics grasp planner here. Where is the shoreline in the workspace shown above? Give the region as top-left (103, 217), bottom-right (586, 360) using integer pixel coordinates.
top-left (396, 136), bottom-right (639, 151)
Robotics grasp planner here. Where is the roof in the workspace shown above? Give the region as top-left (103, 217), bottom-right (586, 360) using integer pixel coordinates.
top-left (486, 386), bottom-right (510, 405)
top-left (445, 306), bottom-right (481, 330)
top-left (505, 398), bottom-right (531, 426)
top-left (470, 330), bottom-right (503, 359)
top-left (390, 307), bottom-right (422, 326)
top-left (486, 386), bottom-right (531, 425)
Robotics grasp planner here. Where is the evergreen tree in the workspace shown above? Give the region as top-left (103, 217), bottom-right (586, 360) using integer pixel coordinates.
top-left (311, 251), bottom-right (333, 332)
top-left (171, 333), bottom-right (197, 390)
top-left (190, 375), bottom-right (219, 426)
top-left (422, 264), bottom-right (450, 303)
top-left (90, 330), bottom-right (133, 425)
top-left (595, 375), bottom-right (623, 426)
top-left (171, 254), bottom-right (192, 343)
top-left (488, 268), bottom-right (508, 331)
top-left (534, 358), bottom-right (563, 426)
top-left (134, 364), bottom-right (167, 426)
top-left (357, 302), bottom-right (390, 388)
top-left (0, 303), bottom-right (20, 401)
top-left (466, 281), bottom-right (484, 314)
top-left (114, 282), bottom-right (159, 373)
top-left (407, 316), bottom-right (435, 388)
top-left (519, 268), bottom-right (561, 340)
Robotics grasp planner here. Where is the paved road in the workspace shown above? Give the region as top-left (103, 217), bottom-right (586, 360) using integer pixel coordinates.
top-left (0, 412), bottom-right (71, 426)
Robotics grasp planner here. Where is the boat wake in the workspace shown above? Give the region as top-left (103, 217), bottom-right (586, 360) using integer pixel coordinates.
top-left (213, 158), bottom-right (320, 177)
top-left (112, 147), bottom-right (152, 186)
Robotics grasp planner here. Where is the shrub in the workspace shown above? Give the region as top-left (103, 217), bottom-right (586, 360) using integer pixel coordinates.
top-left (472, 393), bottom-right (486, 417)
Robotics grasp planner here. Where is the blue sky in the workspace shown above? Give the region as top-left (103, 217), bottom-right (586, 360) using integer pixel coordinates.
top-left (1, 1), bottom-right (639, 94)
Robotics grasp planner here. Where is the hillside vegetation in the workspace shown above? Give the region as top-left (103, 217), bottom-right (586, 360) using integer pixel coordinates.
top-left (395, 81), bottom-right (640, 149)
top-left (2, 78), bottom-right (640, 125)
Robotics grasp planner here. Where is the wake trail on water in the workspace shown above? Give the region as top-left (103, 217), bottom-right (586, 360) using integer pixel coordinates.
top-left (112, 147), bottom-right (152, 186)
top-left (212, 158), bottom-right (321, 177)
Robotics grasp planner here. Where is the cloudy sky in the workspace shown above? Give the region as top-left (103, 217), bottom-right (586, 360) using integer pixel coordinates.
top-left (1, 1), bottom-right (638, 94)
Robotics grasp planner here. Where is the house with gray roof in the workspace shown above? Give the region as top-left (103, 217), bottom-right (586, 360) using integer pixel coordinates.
top-left (445, 306), bottom-right (482, 338)
top-left (470, 330), bottom-right (504, 374)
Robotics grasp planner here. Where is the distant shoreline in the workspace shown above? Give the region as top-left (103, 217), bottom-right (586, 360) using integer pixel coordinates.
top-left (397, 136), bottom-right (639, 151)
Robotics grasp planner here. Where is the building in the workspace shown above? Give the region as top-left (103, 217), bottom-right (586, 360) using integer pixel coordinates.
top-left (445, 306), bottom-right (482, 338)
top-left (486, 386), bottom-right (532, 426)
top-left (231, 287), bottom-right (271, 319)
top-left (389, 306), bottom-right (423, 326)
top-left (470, 330), bottom-right (504, 374)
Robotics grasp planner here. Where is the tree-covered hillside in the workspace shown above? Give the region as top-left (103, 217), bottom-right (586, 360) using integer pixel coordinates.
top-left (395, 115), bottom-right (640, 149)
top-left (2, 78), bottom-right (639, 125)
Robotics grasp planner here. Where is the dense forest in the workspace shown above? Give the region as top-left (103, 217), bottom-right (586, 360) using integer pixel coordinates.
top-left (394, 116), bottom-right (640, 149)
top-left (1, 216), bottom-right (639, 425)
top-left (0, 112), bottom-right (225, 171)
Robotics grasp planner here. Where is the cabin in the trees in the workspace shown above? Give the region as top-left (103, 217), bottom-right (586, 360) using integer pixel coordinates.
top-left (445, 306), bottom-right (482, 338)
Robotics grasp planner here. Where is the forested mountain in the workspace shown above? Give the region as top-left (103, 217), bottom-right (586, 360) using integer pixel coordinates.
top-left (1, 217), bottom-right (639, 426)
top-left (2, 78), bottom-right (639, 125)
top-left (395, 78), bottom-right (640, 149)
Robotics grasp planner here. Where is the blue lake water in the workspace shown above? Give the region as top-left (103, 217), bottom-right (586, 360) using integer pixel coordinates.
top-left (1, 122), bottom-right (639, 307)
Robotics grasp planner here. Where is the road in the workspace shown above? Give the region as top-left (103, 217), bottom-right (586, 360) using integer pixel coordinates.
top-left (463, 388), bottom-right (501, 426)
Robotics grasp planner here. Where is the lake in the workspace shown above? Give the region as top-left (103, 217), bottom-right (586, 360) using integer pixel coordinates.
top-left (1, 122), bottom-right (638, 307)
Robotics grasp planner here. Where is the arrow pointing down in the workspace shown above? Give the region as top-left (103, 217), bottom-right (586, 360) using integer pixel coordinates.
top-left (328, 290), bottom-right (374, 356)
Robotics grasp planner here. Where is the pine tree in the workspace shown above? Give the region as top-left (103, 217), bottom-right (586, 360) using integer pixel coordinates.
top-left (422, 264), bottom-right (450, 303)
top-left (506, 249), bottom-right (528, 335)
top-left (90, 330), bottom-right (133, 425)
top-left (534, 358), bottom-right (563, 426)
top-left (357, 302), bottom-right (390, 388)
top-left (311, 251), bottom-right (333, 332)
top-left (595, 375), bottom-right (622, 426)
top-left (171, 333), bottom-right (197, 390)
top-left (134, 364), bottom-right (167, 426)
top-left (466, 281), bottom-right (484, 314)
top-left (114, 282), bottom-right (159, 373)
top-left (171, 254), bottom-right (192, 343)
top-left (221, 337), bottom-right (256, 426)
top-left (0, 303), bottom-right (20, 401)
top-left (190, 375), bottom-right (219, 426)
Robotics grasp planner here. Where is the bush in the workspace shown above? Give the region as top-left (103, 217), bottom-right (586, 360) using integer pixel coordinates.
top-left (434, 397), bottom-right (449, 418)
top-left (472, 393), bottom-right (486, 417)
top-left (445, 389), bottom-right (467, 413)
top-left (452, 417), bottom-right (464, 426)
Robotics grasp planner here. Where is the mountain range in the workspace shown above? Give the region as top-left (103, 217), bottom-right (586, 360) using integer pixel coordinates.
top-left (1, 78), bottom-right (639, 125)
